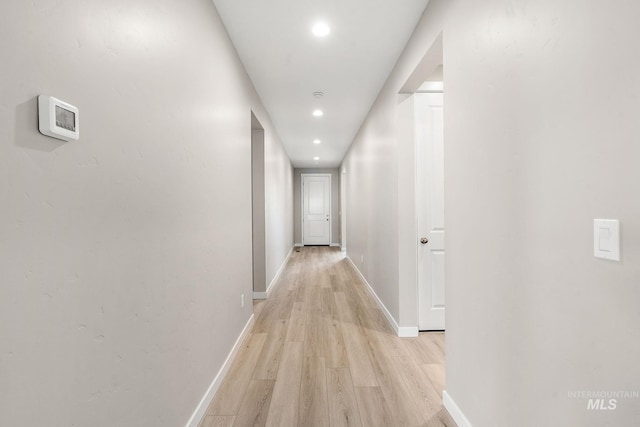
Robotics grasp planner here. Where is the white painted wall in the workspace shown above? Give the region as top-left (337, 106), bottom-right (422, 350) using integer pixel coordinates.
top-left (444, 1), bottom-right (640, 425)
top-left (265, 129), bottom-right (295, 287)
top-left (342, 127), bottom-right (400, 321)
top-left (343, 0), bottom-right (640, 425)
top-left (0, 1), bottom-right (293, 426)
top-left (341, 0), bottom-right (450, 330)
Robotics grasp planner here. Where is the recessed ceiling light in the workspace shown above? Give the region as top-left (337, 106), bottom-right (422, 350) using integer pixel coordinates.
top-left (313, 109), bottom-right (323, 117)
top-left (314, 157), bottom-right (320, 161)
top-left (313, 139), bottom-right (321, 144)
top-left (313, 91), bottom-right (324, 98)
top-left (312, 22), bottom-right (330, 37)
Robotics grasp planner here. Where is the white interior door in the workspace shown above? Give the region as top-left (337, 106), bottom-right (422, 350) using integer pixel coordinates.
top-left (302, 174), bottom-right (331, 245)
top-left (417, 92), bottom-right (445, 330)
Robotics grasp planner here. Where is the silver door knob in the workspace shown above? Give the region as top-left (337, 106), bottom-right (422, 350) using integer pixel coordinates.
top-left (420, 237), bottom-right (429, 244)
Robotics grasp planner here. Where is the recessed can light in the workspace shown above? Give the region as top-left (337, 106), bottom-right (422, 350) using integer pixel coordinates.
top-left (313, 139), bottom-right (321, 144)
top-left (314, 157), bottom-right (320, 161)
top-left (313, 109), bottom-right (323, 117)
top-left (312, 22), bottom-right (330, 37)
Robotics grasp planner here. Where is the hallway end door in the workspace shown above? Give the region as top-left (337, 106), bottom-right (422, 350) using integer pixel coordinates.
top-left (302, 174), bottom-right (331, 245)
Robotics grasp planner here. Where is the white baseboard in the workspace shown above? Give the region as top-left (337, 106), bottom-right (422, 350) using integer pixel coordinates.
top-left (253, 246), bottom-right (294, 301)
top-left (397, 325), bottom-right (419, 337)
top-left (252, 291), bottom-right (268, 300)
top-left (443, 391), bottom-right (472, 427)
top-left (296, 243), bottom-right (341, 247)
top-left (345, 256), bottom-right (418, 338)
top-left (185, 314), bottom-right (255, 427)
top-left (265, 245), bottom-right (293, 294)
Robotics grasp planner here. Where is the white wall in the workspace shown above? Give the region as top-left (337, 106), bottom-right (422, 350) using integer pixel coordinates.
top-left (444, 0), bottom-right (640, 425)
top-left (265, 129), bottom-right (295, 288)
top-left (343, 0), bottom-right (640, 425)
top-left (341, 0), bottom-right (450, 329)
top-left (0, 1), bottom-right (293, 426)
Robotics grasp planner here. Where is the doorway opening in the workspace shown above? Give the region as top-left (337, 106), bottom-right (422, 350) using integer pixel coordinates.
top-left (415, 82), bottom-right (445, 331)
top-left (340, 167), bottom-right (347, 252)
top-left (251, 112), bottom-right (266, 299)
top-left (398, 32), bottom-right (445, 332)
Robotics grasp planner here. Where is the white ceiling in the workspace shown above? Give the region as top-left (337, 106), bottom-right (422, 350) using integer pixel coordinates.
top-left (212, 0), bottom-right (430, 168)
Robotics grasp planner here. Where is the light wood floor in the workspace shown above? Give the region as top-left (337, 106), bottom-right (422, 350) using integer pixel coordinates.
top-left (201, 246), bottom-right (456, 427)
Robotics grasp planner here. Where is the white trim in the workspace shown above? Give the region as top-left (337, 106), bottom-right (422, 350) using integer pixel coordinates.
top-left (185, 314), bottom-right (255, 427)
top-left (330, 243), bottom-right (341, 247)
top-left (340, 167), bottom-right (347, 254)
top-left (301, 173), bottom-right (332, 246)
top-left (443, 391), bottom-right (473, 427)
top-left (416, 81), bottom-right (444, 92)
top-left (253, 246), bottom-right (294, 300)
top-left (252, 291), bottom-right (268, 300)
top-left (397, 325), bottom-right (419, 337)
top-left (294, 243), bottom-right (304, 247)
top-left (346, 256), bottom-right (418, 338)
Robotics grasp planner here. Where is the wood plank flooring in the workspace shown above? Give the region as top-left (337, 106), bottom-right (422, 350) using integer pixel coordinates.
top-left (201, 246), bottom-right (456, 427)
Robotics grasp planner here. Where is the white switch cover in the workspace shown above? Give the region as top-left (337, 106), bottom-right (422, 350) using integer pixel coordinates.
top-left (594, 219), bottom-right (620, 261)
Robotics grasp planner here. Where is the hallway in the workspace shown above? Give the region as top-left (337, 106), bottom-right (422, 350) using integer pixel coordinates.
top-left (201, 247), bottom-right (455, 427)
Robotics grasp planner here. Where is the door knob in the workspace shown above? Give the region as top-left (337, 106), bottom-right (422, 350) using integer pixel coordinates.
top-left (420, 237), bottom-right (429, 244)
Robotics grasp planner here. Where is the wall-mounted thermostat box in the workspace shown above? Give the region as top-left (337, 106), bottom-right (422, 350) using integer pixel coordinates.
top-left (38, 95), bottom-right (79, 141)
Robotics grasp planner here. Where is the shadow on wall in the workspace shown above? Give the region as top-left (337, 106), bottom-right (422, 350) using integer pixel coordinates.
top-left (15, 96), bottom-right (65, 152)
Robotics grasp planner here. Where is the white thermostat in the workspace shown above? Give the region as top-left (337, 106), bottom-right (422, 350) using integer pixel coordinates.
top-left (38, 95), bottom-right (79, 141)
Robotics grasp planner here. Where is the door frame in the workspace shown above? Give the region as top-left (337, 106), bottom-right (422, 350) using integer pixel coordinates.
top-left (301, 173), bottom-right (332, 245)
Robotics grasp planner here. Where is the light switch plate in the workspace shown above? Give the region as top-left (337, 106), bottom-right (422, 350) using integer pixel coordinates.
top-left (594, 219), bottom-right (620, 261)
